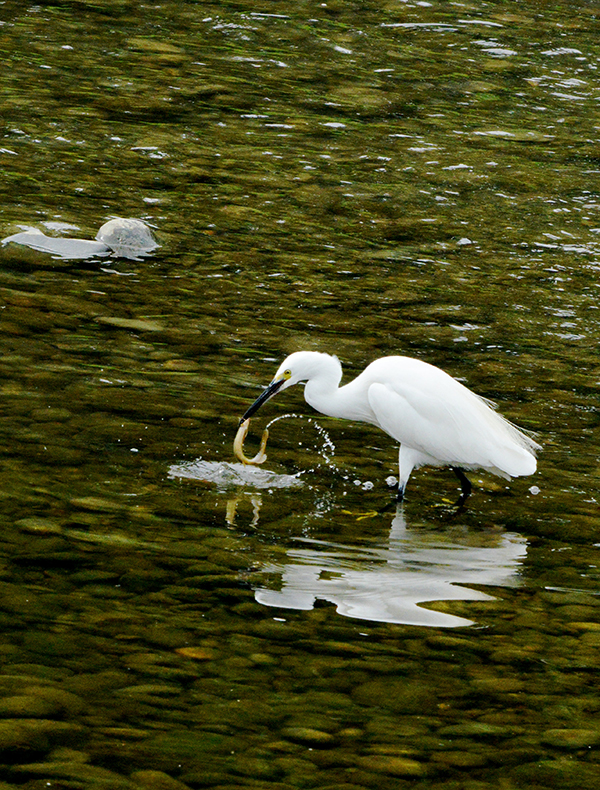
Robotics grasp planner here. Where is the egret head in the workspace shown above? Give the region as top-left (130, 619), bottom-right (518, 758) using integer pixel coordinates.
top-left (240, 352), bottom-right (339, 423)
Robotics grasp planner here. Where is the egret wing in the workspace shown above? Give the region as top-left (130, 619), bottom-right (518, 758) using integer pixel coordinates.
top-left (367, 380), bottom-right (537, 477)
top-left (368, 382), bottom-right (466, 460)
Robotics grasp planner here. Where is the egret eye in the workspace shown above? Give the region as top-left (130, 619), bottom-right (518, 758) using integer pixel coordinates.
top-left (283, 369), bottom-right (292, 379)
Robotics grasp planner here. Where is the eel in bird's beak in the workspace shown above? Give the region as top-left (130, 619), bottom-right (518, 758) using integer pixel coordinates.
top-left (233, 418), bottom-right (269, 465)
top-left (233, 376), bottom-right (285, 465)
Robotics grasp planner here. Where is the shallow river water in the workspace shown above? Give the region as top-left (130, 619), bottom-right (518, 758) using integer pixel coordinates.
top-left (1, 1), bottom-right (600, 788)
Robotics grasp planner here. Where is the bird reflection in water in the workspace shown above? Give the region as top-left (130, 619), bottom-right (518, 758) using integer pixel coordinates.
top-left (225, 492), bottom-right (263, 528)
top-left (169, 413), bottom-right (528, 628)
top-left (227, 499), bottom-right (527, 629)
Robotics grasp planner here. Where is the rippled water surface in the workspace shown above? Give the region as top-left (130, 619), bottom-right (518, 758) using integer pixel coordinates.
top-left (2, 1), bottom-right (600, 788)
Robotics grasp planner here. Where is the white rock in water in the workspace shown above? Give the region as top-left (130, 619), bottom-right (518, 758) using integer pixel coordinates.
top-left (1, 218), bottom-right (159, 261)
top-left (96, 218), bottom-right (160, 260)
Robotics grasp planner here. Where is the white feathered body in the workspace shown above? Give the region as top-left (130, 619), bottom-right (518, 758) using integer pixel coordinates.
top-left (277, 352), bottom-right (539, 491)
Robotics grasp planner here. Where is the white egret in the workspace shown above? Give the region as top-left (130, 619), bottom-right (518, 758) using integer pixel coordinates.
top-left (239, 351), bottom-right (540, 504)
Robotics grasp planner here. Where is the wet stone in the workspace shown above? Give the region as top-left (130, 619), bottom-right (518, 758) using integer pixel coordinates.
top-left (364, 715), bottom-right (436, 739)
top-left (1, 665), bottom-right (72, 682)
top-left (120, 570), bottom-right (174, 594)
top-left (437, 722), bottom-right (515, 738)
top-left (201, 699), bottom-right (282, 729)
top-left (248, 652), bottom-right (278, 666)
top-left (2, 687), bottom-right (85, 718)
top-left (425, 634), bottom-right (475, 651)
top-left (355, 755), bottom-right (426, 777)
top-left (175, 646), bottom-right (219, 661)
top-left (47, 748), bottom-right (89, 763)
top-left (142, 624), bottom-right (195, 651)
top-left (177, 774), bottom-right (235, 790)
top-left (122, 654), bottom-right (198, 682)
top-left (70, 570), bottom-right (121, 585)
top-left (493, 745), bottom-right (547, 767)
top-left (557, 605), bottom-right (600, 621)
top-left (163, 362), bottom-right (200, 373)
top-left (569, 622), bottom-right (600, 632)
top-left (470, 677), bottom-right (525, 694)
top-left (130, 771), bottom-right (192, 790)
top-left (96, 317), bottom-right (165, 332)
top-left (308, 750), bottom-right (356, 769)
top-left (15, 517), bottom-right (64, 536)
top-left (487, 646), bottom-right (539, 665)
top-left (9, 761), bottom-right (133, 788)
top-left (100, 727), bottom-right (151, 740)
top-left (540, 591), bottom-right (600, 607)
top-left (280, 727), bottom-right (337, 747)
top-left (431, 750), bottom-right (489, 768)
top-left (127, 37), bottom-right (184, 55)
top-left (0, 720), bottom-right (86, 752)
top-left (83, 584), bottom-right (127, 599)
top-left (377, 720), bottom-right (429, 738)
top-left (30, 407), bottom-right (72, 421)
top-left (579, 631), bottom-right (600, 647)
top-left (270, 755), bottom-right (319, 780)
top-left (23, 631), bottom-right (90, 658)
top-left (141, 730), bottom-right (240, 772)
top-left (511, 757), bottom-right (600, 788)
top-left (318, 640), bottom-right (372, 656)
top-left (352, 678), bottom-right (436, 714)
top-left (21, 443), bottom-right (85, 464)
top-left (0, 721), bottom-right (48, 753)
top-left (0, 694), bottom-right (64, 718)
top-left (0, 593), bottom-right (47, 620)
top-left (252, 621), bottom-right (308, 641)
top-left (541, 728), bottom-right (600, 749)
top-left (314, 786), bottom-right (370, 790)
top-left (303, 690), bottom-right (353, 710)
top-left (118, 683), bottom-right (182, 698)
top-left (226, 755), bottom-right (282, 780)
top-left (63, 671), bottom-right (131, 696)
top-left (69, 496), bottom-right (126, 512)
top-left (11, 548), bottom-right (83, 569)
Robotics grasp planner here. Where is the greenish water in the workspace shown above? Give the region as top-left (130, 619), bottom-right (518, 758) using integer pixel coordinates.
top-left (1, 0), bottom-right (600, 788)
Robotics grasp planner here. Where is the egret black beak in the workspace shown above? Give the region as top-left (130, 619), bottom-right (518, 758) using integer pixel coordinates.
top-left (240, 377), bottom-right (286, 424)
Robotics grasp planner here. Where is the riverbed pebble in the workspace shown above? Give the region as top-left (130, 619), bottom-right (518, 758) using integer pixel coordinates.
top-left (280, 727), bottom-right (337, 747)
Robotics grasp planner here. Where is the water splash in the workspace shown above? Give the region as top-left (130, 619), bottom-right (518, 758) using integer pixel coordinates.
top-left (168, 459), bottom-right (303, 490)
top-left (265, 412), bottom-right (339, 472)
top-left (263, 413), bottom-right (382, 494)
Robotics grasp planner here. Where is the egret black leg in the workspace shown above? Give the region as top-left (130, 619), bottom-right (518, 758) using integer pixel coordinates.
top-left (451, 467), bottom-right (472, 506)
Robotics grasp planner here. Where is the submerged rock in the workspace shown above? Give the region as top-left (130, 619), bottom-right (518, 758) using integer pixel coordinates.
top-left (95, 218), bottom-right (160, 259)
top-left (1, 218), bottom-right (159, 261)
